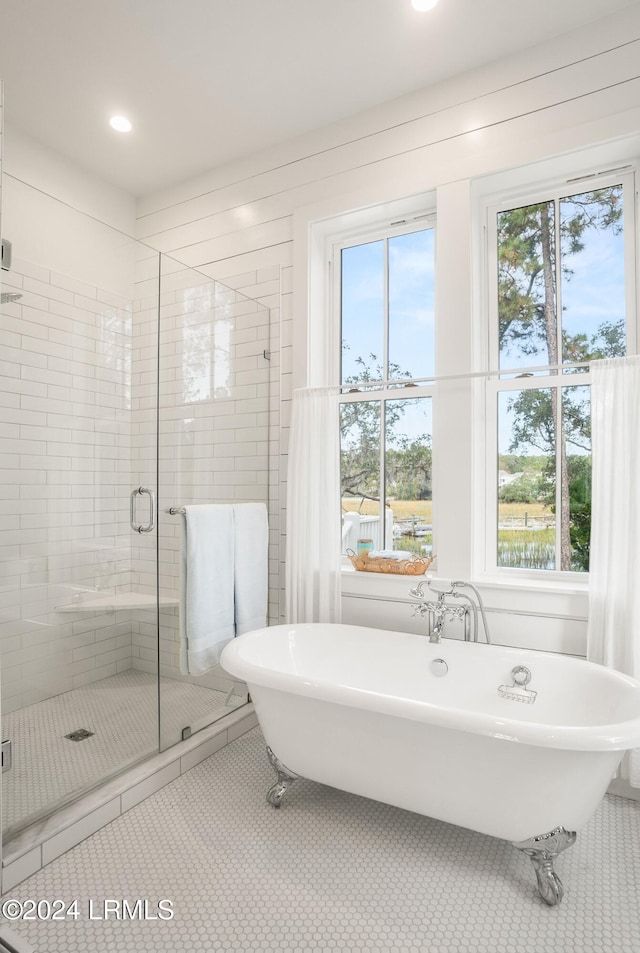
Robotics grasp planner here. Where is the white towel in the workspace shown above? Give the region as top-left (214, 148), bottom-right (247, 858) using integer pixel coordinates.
top-left (179, 504), bottom-right (236, 675)
top-left (234, 502), bottom-right (269, 635)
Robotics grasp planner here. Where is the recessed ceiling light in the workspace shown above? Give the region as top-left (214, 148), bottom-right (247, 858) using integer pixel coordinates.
top-left (412, 0), bottom-right (440, 10)
top-left (109, 115), bottom-right (132, 133)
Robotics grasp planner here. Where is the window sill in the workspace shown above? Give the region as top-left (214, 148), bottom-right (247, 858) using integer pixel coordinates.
top-left (471, 573), bottom-right (589, 597)
top-left (341, 564), bottom-right (588, 599)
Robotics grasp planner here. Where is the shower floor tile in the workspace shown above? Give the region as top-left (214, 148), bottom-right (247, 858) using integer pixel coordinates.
top-left (2, 670), bottom-right (240, 839)
top-left (4, 727), bottom-right (640, 952)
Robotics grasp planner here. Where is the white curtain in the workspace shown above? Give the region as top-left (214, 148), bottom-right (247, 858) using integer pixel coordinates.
top-left (285, 387), bottom-right (342, 623)
top-left (588, 354), bottom-right (640, 787)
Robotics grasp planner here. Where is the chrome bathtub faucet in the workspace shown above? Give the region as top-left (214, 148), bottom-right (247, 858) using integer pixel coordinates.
top-left (410, 589), bottom-right (456, 642)
top-left (409, 578), bottom-right (492, 644)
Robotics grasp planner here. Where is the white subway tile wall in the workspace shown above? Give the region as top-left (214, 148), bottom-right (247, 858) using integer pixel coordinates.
top-left (1, 257), bottom-right (134, 715)
top-left (1, 246), bottom-right (278, 811)
top-left (127, 260), bottom-right (278, 746)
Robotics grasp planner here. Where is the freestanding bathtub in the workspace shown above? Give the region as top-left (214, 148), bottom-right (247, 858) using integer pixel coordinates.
top-left (220, 622), bottom-right (640, 905)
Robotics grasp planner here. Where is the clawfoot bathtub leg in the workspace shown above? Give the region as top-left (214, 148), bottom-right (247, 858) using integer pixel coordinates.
top-left (265, 746), bottom-right (299, 808)
top-left (513, 827), bottom-right (577, 906)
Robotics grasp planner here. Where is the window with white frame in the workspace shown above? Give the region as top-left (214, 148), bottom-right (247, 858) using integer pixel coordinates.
top-left (335, 221), bottom-right (436, 557)
top-left (485, 171), bottom-right (636, 575)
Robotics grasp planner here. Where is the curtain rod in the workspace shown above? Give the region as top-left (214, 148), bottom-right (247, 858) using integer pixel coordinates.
top-left (323, 360), bottom-right (594, 392)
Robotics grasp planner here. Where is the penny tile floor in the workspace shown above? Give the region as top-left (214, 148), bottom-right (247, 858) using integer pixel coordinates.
top-left (2, 727), bottom-right (639, 952)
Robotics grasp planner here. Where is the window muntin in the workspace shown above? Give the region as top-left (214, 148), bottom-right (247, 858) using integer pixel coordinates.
top-left (490, 177), bottom-right (631, 575)
top-left (337, 223), bottom-right (435, 554)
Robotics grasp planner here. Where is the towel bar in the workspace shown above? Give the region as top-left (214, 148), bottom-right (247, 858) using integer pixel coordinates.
top-left (169, 502), bottom-right (261, 515)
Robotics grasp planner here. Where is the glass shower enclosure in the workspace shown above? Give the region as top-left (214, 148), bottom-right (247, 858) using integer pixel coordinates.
top-left (0, 181), bottom-right (272, 846)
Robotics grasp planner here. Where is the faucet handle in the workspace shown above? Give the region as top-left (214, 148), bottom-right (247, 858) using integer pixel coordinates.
top-left (409, 581), bottom-right (426, 598)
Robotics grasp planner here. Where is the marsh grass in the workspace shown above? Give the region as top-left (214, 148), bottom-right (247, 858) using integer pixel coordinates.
top-left (343, 499), bottom-right (433, 520)
top-left (497, 529), bottom-right (555, 569)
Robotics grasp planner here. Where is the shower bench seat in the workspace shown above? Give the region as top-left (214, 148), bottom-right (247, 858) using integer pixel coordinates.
top-left (55, 593), bottom-right (179, 613)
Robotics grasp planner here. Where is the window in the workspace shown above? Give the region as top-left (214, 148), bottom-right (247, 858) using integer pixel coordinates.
top-left (486, 173), bottom-right (635, 575)
top-left (336, 222), bottom-right (436, 557)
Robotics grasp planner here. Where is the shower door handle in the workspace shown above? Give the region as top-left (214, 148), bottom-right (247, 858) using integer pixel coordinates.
top-left (130, 487), bottom-right (156, 534)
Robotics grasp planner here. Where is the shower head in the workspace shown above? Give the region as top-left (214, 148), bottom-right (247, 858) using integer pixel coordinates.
top-left (1, 292), bottom-right (22, 304)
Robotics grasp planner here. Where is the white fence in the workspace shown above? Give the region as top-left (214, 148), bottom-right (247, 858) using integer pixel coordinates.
top-left (342, 510), bottom-right (394, 553)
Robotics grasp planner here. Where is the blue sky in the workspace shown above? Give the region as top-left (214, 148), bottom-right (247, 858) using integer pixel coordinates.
top-left (560, 200), bottom-right (625, 350)
top-left (341, 228), bottom-right (435, 443)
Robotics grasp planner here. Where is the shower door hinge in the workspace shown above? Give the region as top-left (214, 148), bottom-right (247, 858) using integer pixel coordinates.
top-left (2, 740), bottom-right (12, 773)
top-left (1, 239), bottom-right (12, 271)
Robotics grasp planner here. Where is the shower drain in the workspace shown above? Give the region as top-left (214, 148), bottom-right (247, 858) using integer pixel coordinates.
top-left (64, 728), bottom-right (95, 742)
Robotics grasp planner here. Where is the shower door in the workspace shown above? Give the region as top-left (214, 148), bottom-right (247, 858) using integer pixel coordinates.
top-left (0, 190), bottom-right (162, 842)
top-left (156, 256), bottom-right (271, 751)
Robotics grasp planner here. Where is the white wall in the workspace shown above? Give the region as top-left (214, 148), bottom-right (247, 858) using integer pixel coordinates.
top-left (2, 124), bottom-right (134, 236)
top-left (134, 5), bottom-right (640, 654)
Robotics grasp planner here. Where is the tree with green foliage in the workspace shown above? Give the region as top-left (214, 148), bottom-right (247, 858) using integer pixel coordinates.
top-left (499, 471), bottom-right (544, 504)
top-left (497, 187), bottom-right (624, 570)
top-left (340, 351), bottom-right (431, 508)
top-left (386, 437), bottom-right (432, 501)
top-left (566, 455), bottom-right (592, 572)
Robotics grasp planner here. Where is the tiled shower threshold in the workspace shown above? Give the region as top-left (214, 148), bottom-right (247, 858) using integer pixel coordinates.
top-left (3, 670), bottom-right (246, 839)
top-left (1, 703), bottom-right (258, 893)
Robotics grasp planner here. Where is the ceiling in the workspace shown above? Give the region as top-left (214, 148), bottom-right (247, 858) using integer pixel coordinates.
top-left (0, 0), bottom-right (637, 198)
